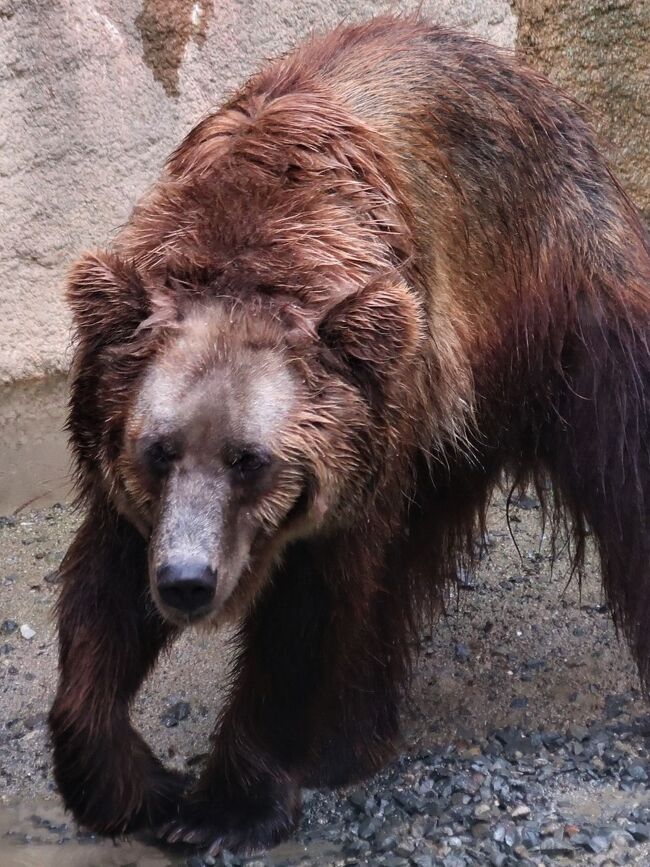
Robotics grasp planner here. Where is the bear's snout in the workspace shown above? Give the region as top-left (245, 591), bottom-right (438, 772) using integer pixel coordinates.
top-left (156, 558), bottom-right (217, 615)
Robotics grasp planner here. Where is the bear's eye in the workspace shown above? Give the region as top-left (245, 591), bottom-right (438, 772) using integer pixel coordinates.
top-left (228, 447), bottom-right (271, 478)
top-left (145, 440), bottom-right (178, 475)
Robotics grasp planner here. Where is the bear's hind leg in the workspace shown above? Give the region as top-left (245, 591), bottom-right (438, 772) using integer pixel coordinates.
top-left (49, 498), bottom-right (184, 834)
top-left (545, 311), bottom-right (650, 686)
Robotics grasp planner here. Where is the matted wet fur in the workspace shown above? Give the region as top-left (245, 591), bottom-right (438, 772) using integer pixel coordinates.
top-left (49, 14), bottom-right (649, 855)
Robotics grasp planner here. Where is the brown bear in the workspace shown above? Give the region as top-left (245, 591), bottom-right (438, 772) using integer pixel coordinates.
top-left (49, 14), bottom-right (650, 856)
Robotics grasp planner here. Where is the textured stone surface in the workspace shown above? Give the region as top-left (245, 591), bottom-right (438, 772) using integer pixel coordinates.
top-left (514, 0), bottom-right (650, 221)
top-left (0, 0), bottom-right (515, 382)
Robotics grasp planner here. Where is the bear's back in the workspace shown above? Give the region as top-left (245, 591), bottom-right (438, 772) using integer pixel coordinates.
top-left (121, 14), bottom-right (647, 340)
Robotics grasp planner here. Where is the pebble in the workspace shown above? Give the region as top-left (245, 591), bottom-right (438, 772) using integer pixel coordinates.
top-left (569, 724), bottom-right (589, 741)
top-left (289, 713), bottom-right (650, 867)
top-left (587, 835), bottom-right (611, 854)
top-left (540, 837), bottom-right (574, 856)
top-left (630, 824), bottom-right (650, 842)
top-left (160, 700), bottom-right (191, 727)
top-left (23, 713), bottom-right (47, 730)
top-left (19, 624), bottom-right (36, 640)
top-left (628, 763), bottom-right (647, 781)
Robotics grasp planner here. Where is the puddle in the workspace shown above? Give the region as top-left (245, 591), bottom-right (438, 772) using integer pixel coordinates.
top-left (0, 799), bottom-right (176, 867)
top-left (0, 378), bottom-right (73, 515)
top-left (0, 798), bottom-right (334, 867)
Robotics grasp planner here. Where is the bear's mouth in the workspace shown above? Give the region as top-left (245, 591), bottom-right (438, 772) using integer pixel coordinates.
top-left (152, 591), bottom-right (219, 627)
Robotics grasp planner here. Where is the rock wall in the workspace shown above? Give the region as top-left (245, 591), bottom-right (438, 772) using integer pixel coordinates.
top-left (514, 0), bottom-right (649, 222)
top-left (2, 0), bottom-right (647, 384)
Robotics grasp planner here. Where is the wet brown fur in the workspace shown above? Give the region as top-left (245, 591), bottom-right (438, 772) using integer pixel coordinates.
top-left (50, 15), bottom-right (650, 853)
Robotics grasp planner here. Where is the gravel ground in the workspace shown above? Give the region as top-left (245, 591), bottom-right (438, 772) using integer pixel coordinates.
top-left (2, 490), bottom-right (650, 866)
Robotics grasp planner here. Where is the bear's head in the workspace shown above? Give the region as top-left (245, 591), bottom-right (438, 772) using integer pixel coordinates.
top-left (67, 251), bottom-right (425, 626)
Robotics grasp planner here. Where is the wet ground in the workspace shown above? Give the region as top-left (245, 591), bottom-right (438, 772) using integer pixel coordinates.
top-left (1, 378), bottom-right (650, 865)
top-left (0, 378), bottom-right (72, 516)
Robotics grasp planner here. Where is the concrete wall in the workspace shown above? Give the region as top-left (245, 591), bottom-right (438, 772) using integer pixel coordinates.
top-left (1, 0), bottom-right (647, 384)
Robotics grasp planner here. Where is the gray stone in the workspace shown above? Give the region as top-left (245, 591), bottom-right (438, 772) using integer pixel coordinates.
top-left (358, 818), bottom-right (377, 839)
top-left (628, 764), bottom-right (647, 781)
top-left (540, 837), bottom-right (575, 857)
top-left (587, 836), bottom-right (611, 854)
top-left (629, 824), bottom-right (650, 842)
top-left (160, 700), bottom-right (191, 727)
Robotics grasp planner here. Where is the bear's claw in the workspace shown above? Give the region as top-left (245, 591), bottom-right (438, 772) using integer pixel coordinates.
top-left (157, 789), bottom-right (298, 855)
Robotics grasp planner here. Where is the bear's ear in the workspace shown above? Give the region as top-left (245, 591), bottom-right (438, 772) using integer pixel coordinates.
top-left (318, 276), bottom-right (425, 381)
top-left (66, 251), bottom-right (153, 349)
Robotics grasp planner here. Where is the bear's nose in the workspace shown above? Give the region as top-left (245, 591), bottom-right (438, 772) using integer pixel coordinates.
top-left (156, 559), bottom-right (217, 614)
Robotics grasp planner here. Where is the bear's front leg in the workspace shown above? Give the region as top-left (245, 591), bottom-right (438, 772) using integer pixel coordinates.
top-left (49, 499), bottom-right (185, 834)
top-left (160, 535), bottom-right (405, 854)
top-left (161, 749), bottom-right (301, 854)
